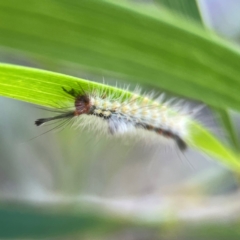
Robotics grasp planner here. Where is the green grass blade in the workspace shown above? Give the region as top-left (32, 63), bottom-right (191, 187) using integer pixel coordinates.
top-left (0, 63), bottom-right (240, 171)
top-left (1, 0), bottom-right (240, 113)
top-left (214, 108), bottom-right (240, 152)
top-left (154, 0), bottom-right (203, 24)
top-left (152, 0), bottom-right (240, 150)
top-left (0, 64), bottom-right (130, 107)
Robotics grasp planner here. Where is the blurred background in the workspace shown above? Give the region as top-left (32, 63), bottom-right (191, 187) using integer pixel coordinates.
top-left (1, 0), bottom-right (240, 239)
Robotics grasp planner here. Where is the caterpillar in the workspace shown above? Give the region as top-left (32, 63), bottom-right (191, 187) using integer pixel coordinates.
top-left (35, 86), bottom-right (195, 151)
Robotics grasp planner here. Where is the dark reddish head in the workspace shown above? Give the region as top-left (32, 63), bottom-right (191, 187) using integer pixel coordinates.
top-left (74, 94), bottom-right (91, 116)
top-left (35, 88), bottom-right (92, 127)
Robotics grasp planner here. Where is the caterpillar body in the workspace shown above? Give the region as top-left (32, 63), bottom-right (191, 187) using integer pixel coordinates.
top-left (35, 86), bottom-right (194, 151)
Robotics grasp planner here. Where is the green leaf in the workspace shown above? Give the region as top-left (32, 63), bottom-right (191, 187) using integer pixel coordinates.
top-left (154, 0), bottom-right (203, 24)
top-left (1, 0), bottom-right (240, 114)
top-left (0, 63), bottom-right (240, 172)
top-left (0, 64), bottom-right (130, 107)
top-left (153, 0), bottom-right (240, 150)
top-left (214, 108), bottom-right (240, 152)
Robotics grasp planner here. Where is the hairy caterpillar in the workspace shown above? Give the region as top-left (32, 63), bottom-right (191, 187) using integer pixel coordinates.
top-left (35, 86), bottom-right (196, 151)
